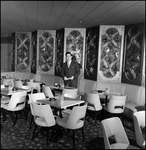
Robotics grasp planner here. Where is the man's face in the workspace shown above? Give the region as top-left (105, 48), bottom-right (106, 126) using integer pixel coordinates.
top-left (66, 54), bottom-right (72, 61)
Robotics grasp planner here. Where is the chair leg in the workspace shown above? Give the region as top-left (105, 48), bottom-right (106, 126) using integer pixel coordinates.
top-left (12, 112), bottom-right (17, 126)
top-left (46, 128), bottom-right (49, 146)
top-left (81, 127), bottom-right (85, 141)
top-left (13, 114), bottom-right (18, 126)
top-left (2, 110), bottom-right (7, 122)
top-left (29, 115), bottom-right (34, 129)
top-left (72, 130), bottom-right (75, 149)
top-left (32, 124), bottom-right (38, 140)
top-left (50, 126), bottom-right (56, 142)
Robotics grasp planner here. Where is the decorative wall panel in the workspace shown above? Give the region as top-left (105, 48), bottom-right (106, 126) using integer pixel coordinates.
top-left (121, 23), bottom-right (145, 86)
top-left (15, 32), bottom-right (31, 72)
top-left (11, 33), bottom-right (15, 71)
top-left (55, 29), bottom-right (65, 76)
top-left (97, 25), bottom-right (124, 83)
top-left (64, 28), bottom-right (86, 77)
top-left (142, 47), bottom-right (145, 86)
top-left (36, 30), bottom-right (56, 75)
top-left (84, 26), bottom-right (99, 81)
top-left (31, 31), bottom-right (37, 74)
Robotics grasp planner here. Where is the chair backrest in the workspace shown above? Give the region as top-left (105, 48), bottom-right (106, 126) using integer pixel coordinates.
top-left (29, 92), bottom-right (46, 116)
top-left (3, 79), bottom-right (14, 87)
top-left (14, 80), bottom-right (23, 88)
top-left (42, 85), bottom-right (54, 98)
top-left (65, 102), bottom-right (87, 129)
top-left (8, 91), bottom-right (27, 110)
top-left (27, 82), bottom-right (41, 92)
top-left (107, 95), bottom-right (127, 113)
top-left (21, 85), bottom-right (33, 93)
top-left (133, 111), bottom-right (145, 148)
top-left (31, 101), bottom-right (56, 126)
top-left (29, 92), bottom-right (46, 103)
top-left (62, 88), bottom-right (78, 98)
top-left (101, 117), bottom-right (129, 149)
top-left (84, 92), bottom-right (102, 111)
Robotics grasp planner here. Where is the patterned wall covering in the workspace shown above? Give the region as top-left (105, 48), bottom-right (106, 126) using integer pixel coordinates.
top-left (97, 25), bottom-right (125, 83)
top-left (36, 30), bottom-right (56, 75)
top-left (142, 47), bottom-right (145, 86)
top-left (31, 31), bottom-right (37, 74)
top-left (55, 29), bottom-right (64, 77)
top-left (11, 33), bottom-right (15, 71)
top-left (121, 23), bottom-right (145, 86)
top-left (15, 32), bottom-right (31, 72)
top-left (84, 26), bottom-right (99, 81)
top-left (64, 28), bottom-right (86, 78)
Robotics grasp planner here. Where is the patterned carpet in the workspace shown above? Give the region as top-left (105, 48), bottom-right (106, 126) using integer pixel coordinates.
top-left (1, 109), bottom-right (141, 149)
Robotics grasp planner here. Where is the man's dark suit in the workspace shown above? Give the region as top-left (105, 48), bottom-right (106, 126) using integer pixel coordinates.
top-left (61, 61), bottom-right (80, 88)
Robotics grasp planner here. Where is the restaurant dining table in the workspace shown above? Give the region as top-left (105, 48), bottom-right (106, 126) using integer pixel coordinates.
top-left (37, 97), bottom-right (84, 117)
top-left (91, 90), bottom-right (122, 105)
top-left (1, 87), bottom-right (30, 97)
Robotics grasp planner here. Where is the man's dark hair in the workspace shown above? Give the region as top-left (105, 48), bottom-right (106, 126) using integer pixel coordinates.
top-left (66, 51), bottom-right (72, 56)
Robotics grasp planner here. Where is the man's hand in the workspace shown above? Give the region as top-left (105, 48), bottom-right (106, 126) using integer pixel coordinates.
top-left (70, 76), bottom-right (74, 80)
top-left (64, 76), bottom-right (74, 80)
top-left (64, 77), bottom-right (68, 81)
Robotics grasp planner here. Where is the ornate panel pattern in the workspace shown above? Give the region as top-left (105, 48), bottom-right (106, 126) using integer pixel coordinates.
top-left (122, 23), bottom-right (145, 86)
top-left (31, 31), bottom-right (37, 74)
top-left (11, 33), bottom-right (15, 71)
top-left (84, 26), bottom-right (99, 81)
top-left (55, 29), bottom-right (64, 76)
top-left (36, 30), bottom-right (56, 75)
top-left (98, 25), bottom-right (124, 83)
top-left (64, 28), bottom-right (86, 77)
top-left (142, 48), bottom-right (145, 86)
top-left (15, 32), bottom-right (31, 72)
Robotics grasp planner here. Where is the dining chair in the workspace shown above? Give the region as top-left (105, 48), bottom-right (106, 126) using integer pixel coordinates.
top-left (42, 85), bottom-right (54, 98)
top-left (84, 92), bottom-right (103, 125)
top-left (28, 92), bottom-right (46, 129)
top-left (103, 95), bottom-right (127, 122)
top-left (61, 88), bottom-right (81, 117)
top-left (2, 91), bottom-right (27, 125)
top-left (31, 101), bottom-right (57, 146)
top-left (56, 102), bottom-right (87, 149)
top-left (101, 117), bottom-right (140, 149)
top-left (2, 79), bottom-right (14, 87)
top-left (62, 88), bottom-right (78, 98)
top-left (27, 82), bottom-right (41, 93)
top-left (14, 80), bottom-right (23, 88)
top-left (133, 111), bottom-right (145, 149)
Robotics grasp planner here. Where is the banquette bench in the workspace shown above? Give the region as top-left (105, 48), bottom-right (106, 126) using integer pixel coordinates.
top-left (1, 71), bottom-right (145, 120)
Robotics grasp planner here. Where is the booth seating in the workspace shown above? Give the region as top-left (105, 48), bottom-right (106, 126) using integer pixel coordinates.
top-left (1, 71), bottom-right (145, 120)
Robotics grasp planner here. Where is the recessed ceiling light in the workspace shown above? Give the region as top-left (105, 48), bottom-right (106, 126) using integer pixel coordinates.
top-left (78, 20), bottom-right (82, 23)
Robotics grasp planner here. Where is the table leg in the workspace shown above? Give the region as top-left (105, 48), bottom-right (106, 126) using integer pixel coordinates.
top-left (105, 95), bottom-right (108, 105)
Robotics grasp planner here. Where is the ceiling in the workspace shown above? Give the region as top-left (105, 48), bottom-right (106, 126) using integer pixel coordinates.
top-left (1, 1), bottom-right (145, 36)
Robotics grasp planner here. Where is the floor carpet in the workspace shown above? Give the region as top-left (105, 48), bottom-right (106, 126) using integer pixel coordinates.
top-left (1, 109), bottom-right (142, 149)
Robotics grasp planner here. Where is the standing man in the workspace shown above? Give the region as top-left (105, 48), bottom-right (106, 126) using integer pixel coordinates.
top-left (61, 52), bottom-right (80, 88)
